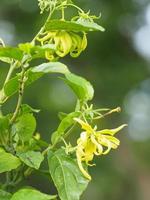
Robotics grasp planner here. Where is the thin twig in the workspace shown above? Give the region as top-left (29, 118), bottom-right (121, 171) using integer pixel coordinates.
top-left (10, 67), bottom-right (26, 124)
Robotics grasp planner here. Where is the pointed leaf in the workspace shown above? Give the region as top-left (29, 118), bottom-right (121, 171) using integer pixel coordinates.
top-left (17, 151), bottom-right (44, 170)
top-left (48, 149), bottom-right (89, 200)
top-left (45, 19), bottom-right (105, 32)
top-left (12, 113), bottom-right (36, 142)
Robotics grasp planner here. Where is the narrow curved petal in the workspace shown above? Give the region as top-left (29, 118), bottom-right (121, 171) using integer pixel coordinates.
top-left (90, 135), bottom-right (103, 155)
top-left (102, 140), bottom-right (112, 155)
top-left (97, 124), bottom-right (127, 136)
top-left (76, 152), bottom-right (91, 180)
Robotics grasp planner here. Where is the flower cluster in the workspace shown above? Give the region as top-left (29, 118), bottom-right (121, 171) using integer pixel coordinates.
top-left (74, 118), bottom-right (127, 180)
top-left (37, 30), bottom-right (87, 60)
top-left (38, 0), bottom-right (57, 13)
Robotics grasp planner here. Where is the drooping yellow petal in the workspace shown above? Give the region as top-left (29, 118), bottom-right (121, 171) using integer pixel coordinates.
top-left (76, 152), bottom-right (91, 180)
top-left (70, 32), bottom-right (82, 57)
top-left (37, 31), bottom-right (56, 45)
top-left (55, 31), bottom-right (72, 57)
top-left (102, 140), bottom-right (112, 155)
top-left (81, 32), bottom-right (87, 51)
top-left (45, 51), bottom-right (54, 61)
top-left (90, 135), bottom-right (103, 155)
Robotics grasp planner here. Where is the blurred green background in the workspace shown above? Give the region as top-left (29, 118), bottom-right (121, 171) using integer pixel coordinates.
top-left (0, 0), bottom-right (150, 199)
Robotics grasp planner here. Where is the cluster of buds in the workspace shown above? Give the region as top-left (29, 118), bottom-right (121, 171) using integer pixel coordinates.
top-left (37, 30), bottom-right (87, 60)
top-left (38, 0), bottom-right (57, 14)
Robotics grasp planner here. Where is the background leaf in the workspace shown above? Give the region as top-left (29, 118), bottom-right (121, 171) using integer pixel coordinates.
top-left (11, 113), bottom-right (36, 142)
top-left (0, 116), bottom-right (9, 144)
top-left (64, 73), bottom-right (94, 101)
top-left (48, 149), bottom-right (89, 200)
top-left (17, 151), bottom-right (44, 170)
top-left (0, 189), bottom-right (12, 200)
top-left (11, 188), bottom-right (57, 200)
top-left (0, 148), bottom-right (21, 173)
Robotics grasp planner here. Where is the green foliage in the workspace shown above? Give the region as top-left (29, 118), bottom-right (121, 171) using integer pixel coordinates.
top-left (17, 151), bottom-right (44, 169)
top-left (0, 189), bottom-right (12, 200)
top-left (0, 116), bottom-right (9, 145)
top-left (11, 113), bottom-right (36, 142)
top-left (3, 62), bottom-right (69, 98)
top-left (4, 76), bottom-right (20, 97)
top-left (18, 43), bottom-right (56, 60)
top-left (0, 148), bottom-right (21, 173)
top-left (65, 73), bottom-right (94, 101)
top-left (48, 149), bottom-right (89, 200)
top-left (51, 111), bottom-right (80, 144)
top-left (0, 47), bottom-right (23, 61)
top-left (31, 62), bottom-right (70, 74)
top-left (11, 188), bottom-right (57, 200)
top-left (20, 104), bottom-right (40, 114)
top-left (45, 19), bottom-right (105, 32)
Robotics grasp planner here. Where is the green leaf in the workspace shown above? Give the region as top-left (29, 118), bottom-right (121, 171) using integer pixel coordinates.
top-left (3, 73), bottom-right (41, 97)
top-left (17, 151), bottom-right (44, 170)
top-left (31, 62), bottom-right (70, 74)
top-left (36, 139), bottom-right (49, 148)
top-left (4, 62), bottom-right (69, 98)
top-left (0, 47), bottom-right (23, 61)
top-left (4, 76), bottom-right (20, 97)
top-left (12, 113), bottom-right (36, 142)
top-left (58, 112), bottom-right (67, 120)
top-left (11, 188), bottom-right (57, 200)
top-left (18, 43), bottom-right (55, 59)
top-left (51, 112), bottom-right (80, 145)
top-left (0, 116), bottom-right (9, 143)
top-left (18, 43), bottom-right (33, 54)
top-left (0, 57), bottom-right (12, 64)
top-left (48, 149), bottom-right (89, 200)
top-left (45, 19), bottom-right (105, 32)
top-left (0, 189), bottom-right (12, 200)
top-left (0, 148), bottom-right (21, 173)
top-left (65, 73), bottom-right (94, 101)
top-left (20, 104), bottom-right (40, 114)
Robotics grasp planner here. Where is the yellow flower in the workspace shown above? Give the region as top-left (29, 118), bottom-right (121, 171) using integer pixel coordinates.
top-left (37, 30), bottom-right (88, 59)
top-left (74, 118), bottom-right (127, 180)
